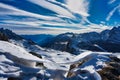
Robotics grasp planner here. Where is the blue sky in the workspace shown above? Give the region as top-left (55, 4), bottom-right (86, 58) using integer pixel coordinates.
top-left (0, 0), bottom-right (120, 34)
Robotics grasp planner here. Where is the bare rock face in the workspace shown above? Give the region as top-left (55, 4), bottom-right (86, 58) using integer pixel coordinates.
top-left (8, 77), bottom-right (21, 80)
top-left (67, 61), bottom-right (84, 78)
top-left (0, 32), bottom-right (8, 41)
top-left (0, 28), bottom-right (23, 40)
top-left (98, 57), bottom-right (120, 80)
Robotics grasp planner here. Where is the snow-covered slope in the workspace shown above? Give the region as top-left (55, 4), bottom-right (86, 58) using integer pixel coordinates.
top-left (0, 28), bottom-right (45, 54)
top-left (0, 41), bottom-right (51, 68)
top-left (0, 40), bottom-right (115, 80)
top-left (0, 28), bottom-right (120, 80)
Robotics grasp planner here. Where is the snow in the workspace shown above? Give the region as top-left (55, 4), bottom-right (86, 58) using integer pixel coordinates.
top-left (93, 44), bottom-right (107, 52)
top-left (69, 66), bottom-right (102, 80)
top-left (37, 49), bottom-right (75, 70)
top-left (112, 53), bottom-right (120, 59)
top-left (0, 40), bottom-right (116, 80)
top-left (0, 77), bottom-right (7, 80)
top-left (0, 27), bottom-right (120, 79)
top-left (82, 66), bottom-right (102, 80)
top-left (0, 54), bottom-right (12, 63)
top-left (0, 41), bottom-right (50, 63)
top-left (38, 50), bottom-right (111, 79)
top-left (57, 51), bottom-right (112, 64)
top-left (0, 54), bottom-right (21, 77)
top-left (82, 66), bottom-right (95, 73)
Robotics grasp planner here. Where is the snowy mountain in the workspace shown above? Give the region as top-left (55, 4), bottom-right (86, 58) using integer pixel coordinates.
top-left (46, 26), bottom-right (120, 54)
top-left (0, 0), bottom-right (120, 79)
top-left (107, 26), bottom-right (120, 43)
top-left (0, 28), bottom-right (23, 40)
top-left (0, 28), bottom-right (120, 80)
top-left (0, 28), bottom-right (45, 53)
top-left (0, 40), bottom-right (114, 80)
top-left (21, 34), bottom-right (54, 47)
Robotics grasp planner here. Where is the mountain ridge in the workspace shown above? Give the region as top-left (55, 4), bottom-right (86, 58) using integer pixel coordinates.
top-left (45, 26), bottom-right (120, 54)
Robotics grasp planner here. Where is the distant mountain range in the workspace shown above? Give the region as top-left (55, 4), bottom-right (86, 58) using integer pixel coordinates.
top-left (1, 26), bottom-right (120, 54)
top-left (0, 27), bottom-right (120, 80)
top-left (44, 26), bottom-right (120, 54)
top-left (21, 34), bottom-right (54, 47)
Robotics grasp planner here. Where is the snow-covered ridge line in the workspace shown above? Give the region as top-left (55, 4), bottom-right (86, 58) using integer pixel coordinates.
top-left (57, 51), bottom-right (112, 64)
top-left (0, 41), bottom-right (52, 67)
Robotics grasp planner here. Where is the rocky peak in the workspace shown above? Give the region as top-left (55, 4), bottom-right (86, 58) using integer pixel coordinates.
top-left (0, 28), bottom-right (23, 40)
top-left (100, 29), bottom-right (110, 41)
top-left (54, 32), bottom-right (75, 42)
top-left (107, 26), bottom-right (120, 44)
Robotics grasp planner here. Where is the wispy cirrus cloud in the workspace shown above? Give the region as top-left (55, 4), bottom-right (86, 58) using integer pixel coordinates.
top-left (0, 0), bottom-right (111, 35)
top-left (28, 0), bottom-right (75, 18)
top-left (46, 0), bottom-right (90, 17)
top-left (0, 23), bottom-right (110, 35)
top-left (65, 0), bottom-right (90, 17)
top-left (108, 0), bottom-right (116, 4)
top-left (28, 0), bottom-right (91, 24)
top-left (106, 4), bottom-right (120, 21)
top-left (0, 3), bottom-right (63, 21)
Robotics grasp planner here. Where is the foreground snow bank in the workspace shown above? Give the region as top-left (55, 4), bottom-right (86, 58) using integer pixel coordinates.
top-left (0, 40), bottom-right (118, 80)
top-left (0, 41), bottom-right (49, 68)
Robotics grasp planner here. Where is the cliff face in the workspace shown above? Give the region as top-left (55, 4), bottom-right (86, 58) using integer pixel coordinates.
top-left (0, 32), bottom-right (8, 41)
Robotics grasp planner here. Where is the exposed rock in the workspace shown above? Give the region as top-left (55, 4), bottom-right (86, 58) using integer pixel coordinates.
top-left (0, 28), bottom-right (23, 40)
top-left (0, 32), bottom-right (8, 41)
top-left (29, 52), bottom-right (45, 68)
top-left (8, 77), bottom-right (21, 80)
top-left (67, 61), bottom-right (84, 78)
top-left (66, 55), bottom-right (120, 80)
top-left (98, 57), bottom-right (120, 80)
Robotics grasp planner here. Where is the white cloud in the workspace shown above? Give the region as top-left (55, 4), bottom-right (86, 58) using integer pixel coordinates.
top-left (9, 27), bottom-right (109, 35)
top-left (0, 1), bottom-right (110, 35)
top-left (108, 0), bottom-right (116, 4)
top-left (1, 20), bottom-right (40, 26)
top-left (28, 0), bottom-right (90, 17)
top-left (0, 3), bottom-right (63, 21)
top-left (65, 0), bottom-right (90, 16)
top-left (28, 0), bottom-right (75, 18)
top-left (106, 4), bottom-right (120, 21)
top-left (0, 22), bottom-right (110, 35)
